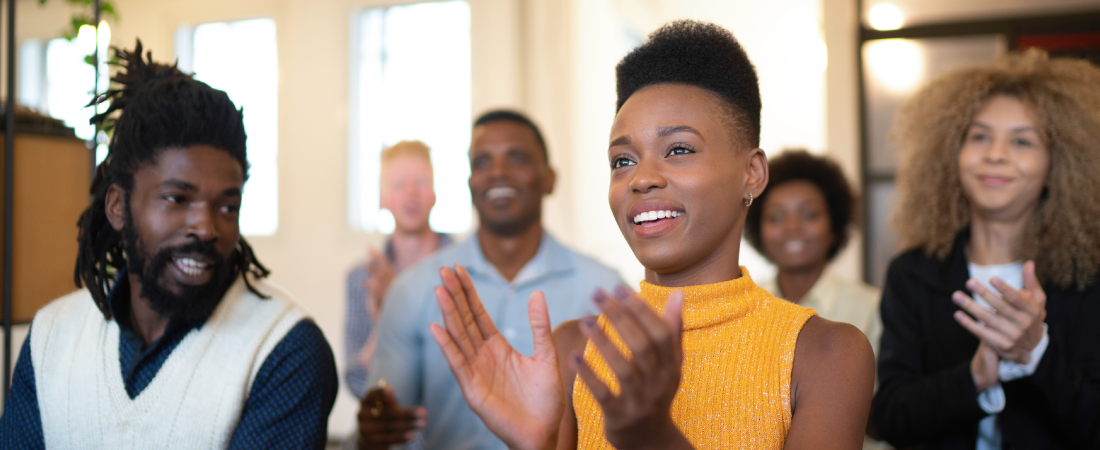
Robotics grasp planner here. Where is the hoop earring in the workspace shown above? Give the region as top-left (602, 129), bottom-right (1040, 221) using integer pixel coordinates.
top-left (744, 193), bottom-right (753, 208)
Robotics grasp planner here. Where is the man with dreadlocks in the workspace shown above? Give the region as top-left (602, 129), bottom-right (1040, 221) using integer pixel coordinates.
top-left (0, 41), bottom-right (337, 449)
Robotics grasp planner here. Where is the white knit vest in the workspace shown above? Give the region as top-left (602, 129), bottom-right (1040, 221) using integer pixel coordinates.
top-left (30, 276), bottom-right (307, 449)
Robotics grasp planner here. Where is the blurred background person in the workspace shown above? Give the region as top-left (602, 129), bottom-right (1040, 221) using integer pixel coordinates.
top-left (745, 150), bottom-right (882, 354)
top-left (746, 150), bottom-right (889, 450)
top-left (344, 141), bottom-right (452, 398)
top-left (872, 49), bottom-right (1100, 449)
top-left (355, 110), bottom-right (623, 450)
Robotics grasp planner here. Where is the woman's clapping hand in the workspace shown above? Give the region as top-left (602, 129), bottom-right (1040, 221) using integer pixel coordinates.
top-left (429, 265), bottom-right (564, 450)
top-left (573, 287), bottom-right (693, 450)
top-left (952, 260), bottom-right (1047, 365)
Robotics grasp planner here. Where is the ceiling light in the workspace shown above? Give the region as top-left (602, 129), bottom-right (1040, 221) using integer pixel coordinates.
top-left (865, 39), bottom-right (923, 93)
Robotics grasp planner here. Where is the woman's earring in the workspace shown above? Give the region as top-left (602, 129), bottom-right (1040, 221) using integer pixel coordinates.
top-left (744, 193), bottom-right (753, 208)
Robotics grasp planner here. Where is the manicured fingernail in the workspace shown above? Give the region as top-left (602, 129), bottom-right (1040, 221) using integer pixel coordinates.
top-left (966, 280), bottom-right (979, 290)
top-left (614, 285), bottom-right (631, 303)
top-left (581, 315), bottom-right (597, 329)
top-left (951, 292), bottom-right (963, 303)
top-left (592, 290), bottom-right (605, 306)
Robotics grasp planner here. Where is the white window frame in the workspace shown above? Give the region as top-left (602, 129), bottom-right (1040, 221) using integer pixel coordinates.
top-left (348, 0), bottom-right (473, 234)
top-left (175, 18), bottom-right (280, 237)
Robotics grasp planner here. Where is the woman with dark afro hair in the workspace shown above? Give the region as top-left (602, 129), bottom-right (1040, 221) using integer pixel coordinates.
top-left (871, 50), bottom-right (1100, 449)
top-left (425, 20), bottom-right (873, 449)
top-left (744, 150), bottom-right (881, 356)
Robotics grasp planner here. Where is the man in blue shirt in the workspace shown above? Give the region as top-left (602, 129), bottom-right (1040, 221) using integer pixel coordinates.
top-left (0, 41), bottom-right (337, 450)
top-left (356, 110), bottom-right (623, 450)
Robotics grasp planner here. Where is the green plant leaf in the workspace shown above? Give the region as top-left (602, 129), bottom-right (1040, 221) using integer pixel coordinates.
top-left (39, 0), bottom-right (122, 66)
top-left (61, 14), bottom-right (92, 40)
top-left (100, 3), bottom-right (120, 22)
top-left (43, 1), bottom-right (122, 38)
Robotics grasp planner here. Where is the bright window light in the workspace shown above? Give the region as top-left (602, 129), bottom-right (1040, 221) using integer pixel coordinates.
top-left (350, 0), bottom-right (472, 234)
top-left (868, 3), bottom-right (905, 31)
top-left (18, 33), bottom-right (111, 163)
top-left (19, 40), bottom-right (47, 114)
top-left (179, 18), bottom-right (280, 236)
top-left (30, 37), bottom-right (109, 143)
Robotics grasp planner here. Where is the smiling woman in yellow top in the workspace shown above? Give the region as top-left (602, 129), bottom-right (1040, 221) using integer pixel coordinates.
top-left (426, 20), bottom-right (874, 450)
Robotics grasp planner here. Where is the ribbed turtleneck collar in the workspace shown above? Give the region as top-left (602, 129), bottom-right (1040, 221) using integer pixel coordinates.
top-left (637, 267), bottom-right (764, 331)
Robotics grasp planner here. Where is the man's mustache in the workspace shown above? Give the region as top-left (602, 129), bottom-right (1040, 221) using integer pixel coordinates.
top-left (147, 239), bottom-right (225, 273)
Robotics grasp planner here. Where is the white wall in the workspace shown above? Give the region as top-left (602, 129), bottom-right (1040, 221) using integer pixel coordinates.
top-left (11, 0), bottom-right (849, 439)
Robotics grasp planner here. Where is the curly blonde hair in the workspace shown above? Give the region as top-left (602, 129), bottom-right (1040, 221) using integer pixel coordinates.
top-left (892, 49), bottom-right (1100, 290)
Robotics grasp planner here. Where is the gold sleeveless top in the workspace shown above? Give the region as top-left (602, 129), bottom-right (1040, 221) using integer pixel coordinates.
top-left (572, 268), bottom-right (817, 449)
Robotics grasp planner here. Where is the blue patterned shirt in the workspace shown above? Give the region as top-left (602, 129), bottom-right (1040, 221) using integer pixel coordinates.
top-left (0, 273), bottom-right (338, 449)
top-left (367, 231), bottom-right (624, 450)
top-left (344, 233), bottom-right (452, 398)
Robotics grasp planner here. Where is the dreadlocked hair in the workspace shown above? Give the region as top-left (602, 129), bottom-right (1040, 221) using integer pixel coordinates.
top-left (74, 39), bottom-right (270, 319)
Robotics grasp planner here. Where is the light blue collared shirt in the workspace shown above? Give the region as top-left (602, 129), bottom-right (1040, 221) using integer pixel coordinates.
top-left (367, 231), bottom-right (623, 450)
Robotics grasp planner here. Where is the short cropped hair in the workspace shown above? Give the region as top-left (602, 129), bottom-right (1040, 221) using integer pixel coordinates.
top-left (473, 109), bottom-right (549, 163)
top-left (615, 20), bottom-right (761, 148)
top-left (378, 140), bottom-right (429, 189)
top-left (744, 150), bottom-right (857, 262)
top-left (892, 49), bottom-right (1100, 290)
top-left (380, 140), bottom-right (433, 182)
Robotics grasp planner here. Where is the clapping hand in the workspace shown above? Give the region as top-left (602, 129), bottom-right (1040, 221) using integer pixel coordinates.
top-left (365, 247), bottom-right (396, 320)
top-left (572, 287), bottom-right (692, 450)
top-left (969, 341), bottom-right (1000, 392)
top-left (953, 260), bottom-right (1047, 381)
top-left (429, 265), bottom-right (564, 450)
top-left (356, 384), bottom-right (427, 450)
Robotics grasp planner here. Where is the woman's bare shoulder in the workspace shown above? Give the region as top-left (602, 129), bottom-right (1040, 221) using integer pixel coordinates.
top-left (785, 316), bottom-right (876, 449)
top-left (551, 319), bottom-right (585, 450)
top-left (795, 316), bottom-right (872, 362)
top-left (553, 319), bottom-right (589, 391)
top-left (791, 316), bottom-right (875, 407)
top-left (791, 315), bottom-right (874, 407)
top-left (553, 320), bottom-right (588, 361)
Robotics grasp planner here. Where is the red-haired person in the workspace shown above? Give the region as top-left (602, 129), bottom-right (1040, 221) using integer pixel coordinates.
top-left (344, 141), bottom-right (452, 398)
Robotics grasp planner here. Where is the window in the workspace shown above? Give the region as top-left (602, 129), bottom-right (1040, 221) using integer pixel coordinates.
top-left (176, 18), bottom-right (280, 236)
top-left (19, 25), bottom-right (111, 162)
top-left (350, 0), bottom-right (472, 233)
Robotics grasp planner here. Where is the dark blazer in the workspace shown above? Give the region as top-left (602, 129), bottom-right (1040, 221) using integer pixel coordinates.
top-left (871, 231), bottom-right (1100, 450)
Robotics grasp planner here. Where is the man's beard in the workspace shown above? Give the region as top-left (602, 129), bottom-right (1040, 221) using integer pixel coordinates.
top-left (477, 202), bottom-right (541, 237)
top-left (122, 213), bottom-right (234, 323)
top-left (481, 214), bottom-right (538, 237)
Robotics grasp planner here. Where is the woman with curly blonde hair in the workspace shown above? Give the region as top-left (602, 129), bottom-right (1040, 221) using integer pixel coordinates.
top-left (871, 49), bottom-right (1100, 450)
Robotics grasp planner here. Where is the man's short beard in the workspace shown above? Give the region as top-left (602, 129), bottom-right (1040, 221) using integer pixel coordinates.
top-left (481, 216), bottom-right (537, 237)
top-left (479, 206), bottom-right (541, 237)
top-left (122, 209), bottom-right (233, 323)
